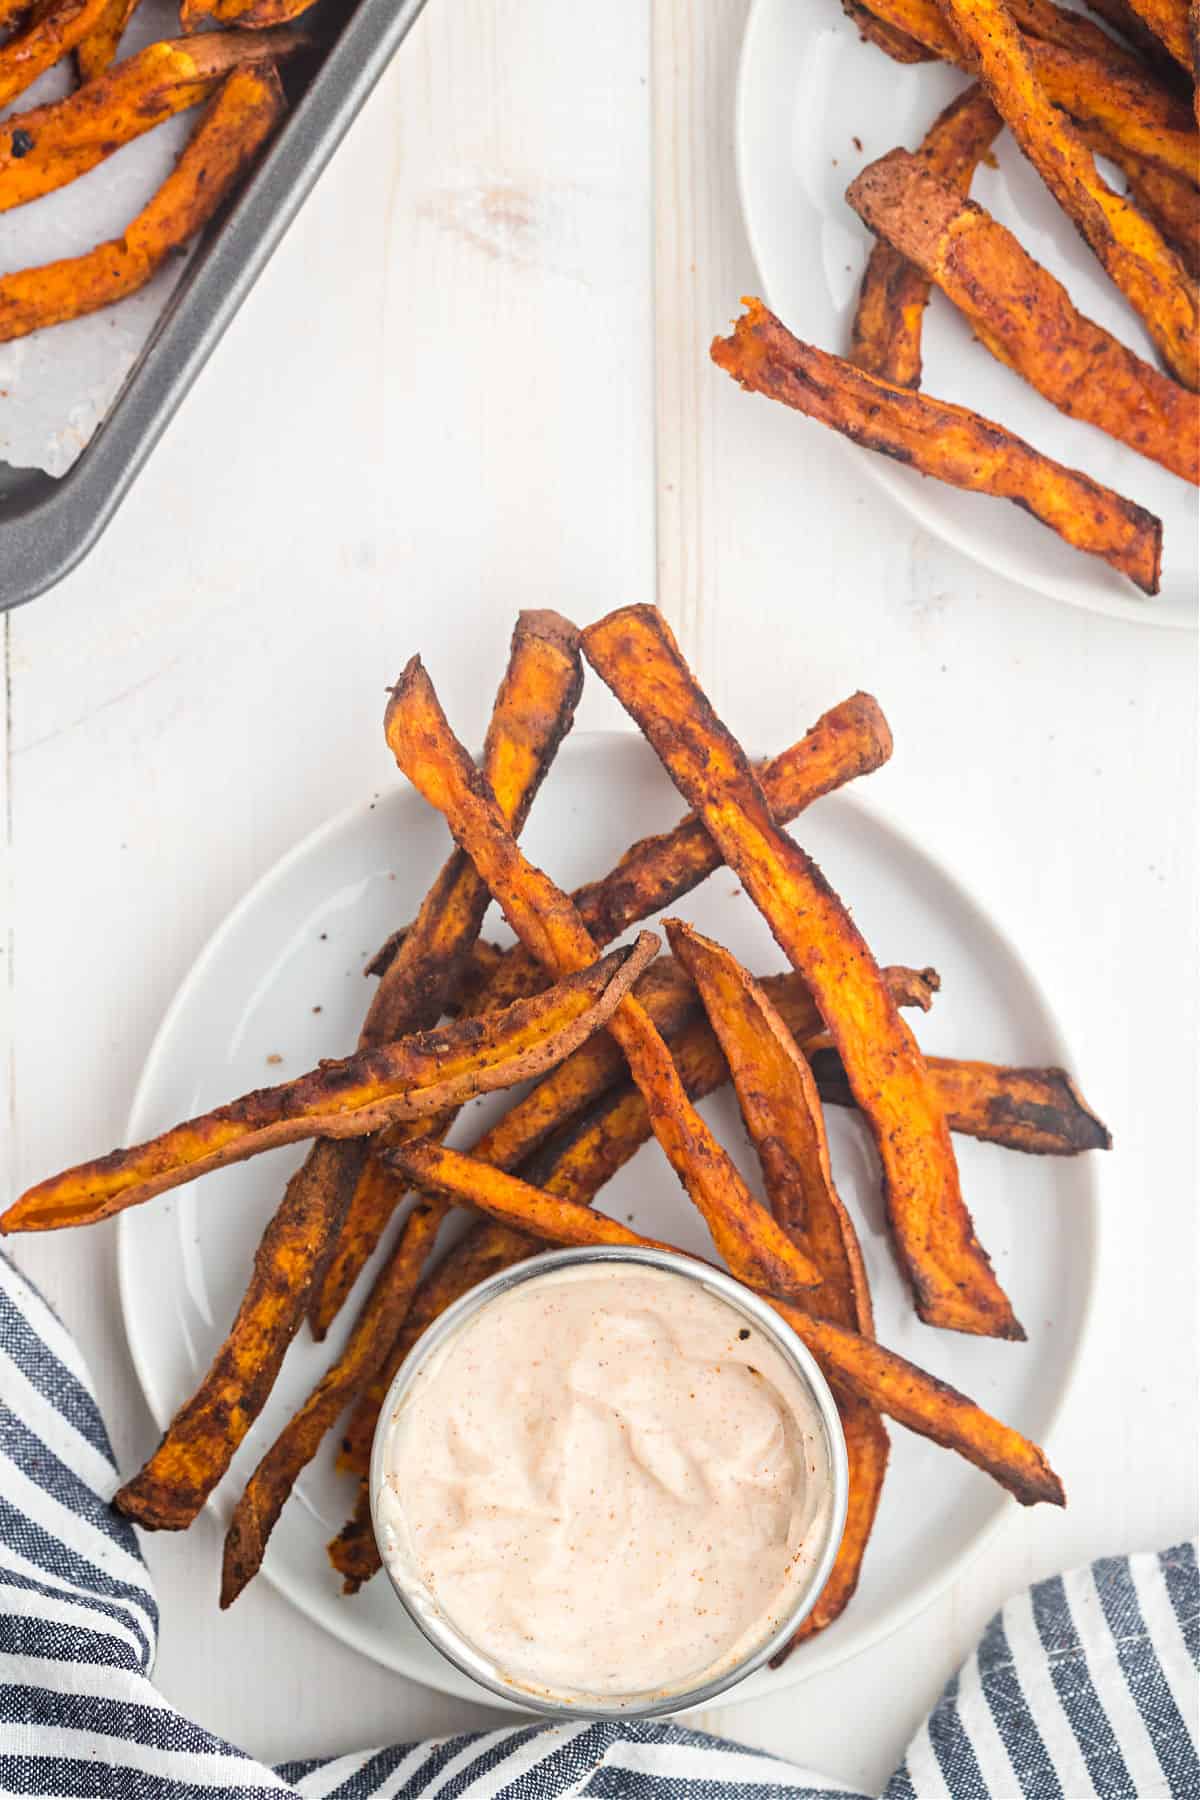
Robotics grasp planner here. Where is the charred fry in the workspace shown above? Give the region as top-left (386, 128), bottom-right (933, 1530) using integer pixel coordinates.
top-left (847, 149), bottom-right (1199, 482)
top-left (851, 84), bottom-right (1002, 387)
top-left (2, 938), bottom-right (657, 1234)
top-left (583, 603), bottom-right (1021, 1338)
top-left (384, 659), bottom-right (824, 1297)
top-left (0, 30), bottom-right (304, 214)
top-left (812, 1048), bottom-right (1112, 1153)
top-left (306, 609), bottom-right (583, 1337)
top-left (0, 66), bottom-right (284, 345)
top-left (713, 300), bottom-right (1162, 594)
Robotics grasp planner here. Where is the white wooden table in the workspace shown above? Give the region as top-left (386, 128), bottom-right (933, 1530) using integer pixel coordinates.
top-left (2, 0), bottom-right (1195, 1790)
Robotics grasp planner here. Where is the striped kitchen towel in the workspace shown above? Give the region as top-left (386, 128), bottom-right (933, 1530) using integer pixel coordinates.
top-left (0, 1250), bottom-right (1195, 1799)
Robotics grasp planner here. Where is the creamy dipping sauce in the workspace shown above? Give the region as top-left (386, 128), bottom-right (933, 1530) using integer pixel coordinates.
top-left (374, 1261), bottom-right (836, 1701)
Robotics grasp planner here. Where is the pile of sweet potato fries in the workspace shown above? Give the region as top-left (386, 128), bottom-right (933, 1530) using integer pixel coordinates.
top-left (712, 0), bottom-right (1200, 595)
top-left (0, 0), bottom-right (323, 344)
top-left (1, 606), bottom-right (1112, 1662)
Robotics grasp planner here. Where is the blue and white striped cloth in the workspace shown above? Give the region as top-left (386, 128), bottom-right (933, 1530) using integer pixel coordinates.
top-left (1, 1250), bottom-right (1195, 1798)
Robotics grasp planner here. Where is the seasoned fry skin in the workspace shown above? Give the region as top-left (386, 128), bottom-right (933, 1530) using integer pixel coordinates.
top-left (1, 938), bottom-right (657, 1234)
top-left (384, 659), bottom-right (823, 1298)
top-left (812, 1048), bottom-right (1112, 1153)
top-left (851, 84), bottom-right (1002, 387)
top-left (182, 0), bottom-right (315, 31)
top-left (306, 609), bottom-right (583, 1338)
top-left (0, 0), bottom-right (120, 110)
top-left (0, 30), bottom-right (305, 214)
top-left (583, 604), bottom-right (1021, 1339)
top-left (847, 150), bottom-right (1200, 483)
top-left (844, 0), bottom-right (938, 59)
top-left (220, 1196), bottom-right (446, 1606)
top-left (0, 66), bottom-right (284, 346)
top-left (932, 0), bottom-right (1200, 388)
top-left (713, 300), bottom-right (1162, 595)
top-left (1122, 0), bottom-right (1192, 64)
top-left (382, 1141), bottom-right (1062, 1508)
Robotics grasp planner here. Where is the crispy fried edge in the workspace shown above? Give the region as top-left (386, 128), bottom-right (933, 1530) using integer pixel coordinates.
top-left (583, 603), bottom-right (1022, 1338)
top-left (712, 300), bottom-right (1162, 594)
top-left (383, 658), bottom-right (823, 1298)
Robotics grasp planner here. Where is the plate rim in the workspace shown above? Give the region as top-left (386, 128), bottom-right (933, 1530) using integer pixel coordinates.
top-left (117, 727), bottom-right (1102, 1708)
top-left (733, 0), bottom-right (1195, 634)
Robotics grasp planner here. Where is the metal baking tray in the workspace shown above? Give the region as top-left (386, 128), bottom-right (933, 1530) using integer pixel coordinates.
top-left (0, 0), bottom-right (428, 613)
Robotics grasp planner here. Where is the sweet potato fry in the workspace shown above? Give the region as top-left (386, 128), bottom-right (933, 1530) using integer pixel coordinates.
top-left (851, 84), bottom-right (1002, 387)
top-left (0, 66), bottom-right (284, 346)
top-left (306, 609), bottom-right (583, 1337)
top-left (0, 0), bottom-right (118, 110)
top-left (713, 300), bottom-right (1162, 594)
top-left (219, 1194), bottom-right (446, 1606)
top-left (812, 1048), bottom-right (1112, 1153)
top-left (182, 0), bottom-right (314, 32)
top-left (2, 938), bottom-right (656, 1235)
top-left (328, 1489), bottom-right (377, 1593)
top-left (847, 150), bottom-right (1199, 483)
top-left (935, 0), bottom-right (1199, 387)
top-left (857, 0), bottom-right (1197, 174)
top-left (75, 0), bottom-right (138, 80)
top-left (667, 924), bottom-right (874, 1335)
top-left (844, 0), bottom-right (937, 59)
top-left (1122, 0), bottom-right (1192, 64)
top-left (583, 603), bottom-right (1020, 1339)
top-left (0, 30), bottom-right (304, 214)
top-left (1118, 154), bottom-right (1200, 278)
top-left (384, 1142), bottom-right (1062, 1507)
top-left (1085, 0), bottom-right (1186, 65)
top-left (665, 923), bottom-right (888, 1654)
top-left (384, 660), bottom-right (823, 1297)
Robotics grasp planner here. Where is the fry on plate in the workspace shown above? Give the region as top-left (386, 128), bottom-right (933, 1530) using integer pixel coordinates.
top-left (712, 299), bottom-right (1163, 594)
top-left (850, 83), bottom-right (1002, 387)
top-left (666, 922), bottom-right (890, 1655)
top-left (846, 149), bottom-right (1199, 483)
top-left (1, 937), bottom-right (656, 1233)
top-left (582, 603), bottom-right (1022, 1337)
top-left (383, 1139), bottom-right (1064, 1508)
top-left (384, 657), bottom-right (825, 1298)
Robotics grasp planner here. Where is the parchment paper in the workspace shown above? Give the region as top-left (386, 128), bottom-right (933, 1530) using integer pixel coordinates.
top-left (0, 0), bottom-right (201, 477)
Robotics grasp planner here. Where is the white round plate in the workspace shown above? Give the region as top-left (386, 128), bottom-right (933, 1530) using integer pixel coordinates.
top-left (736, 0), bottom-right (1197, 629)
top-left (120, 732), bottom-right (1099, 1708)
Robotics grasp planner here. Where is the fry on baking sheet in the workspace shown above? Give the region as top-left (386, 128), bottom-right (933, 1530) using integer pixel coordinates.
top-left (384, 658), bottom-right (824, 1298)
top-left (75, 0), bottom-right (139, 79)
top-left (846, 150), bottom-right (1199, 483)
top-left (2, 937), bottom-right (656, 1234)
top-left (0, 30), bottom-right (306, 214)
top-left (0, 66), bottom-right (284, 345)
top-left (712, 300), bottom-right (1163, 594)
top-left (306, 609), bottom-right (583, 1338)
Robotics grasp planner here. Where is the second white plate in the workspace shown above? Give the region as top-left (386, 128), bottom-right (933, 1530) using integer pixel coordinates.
top-left (736, 0), bottom-right (1197, 628)
top-left (119, 732), bottom-right (1099, 1707)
